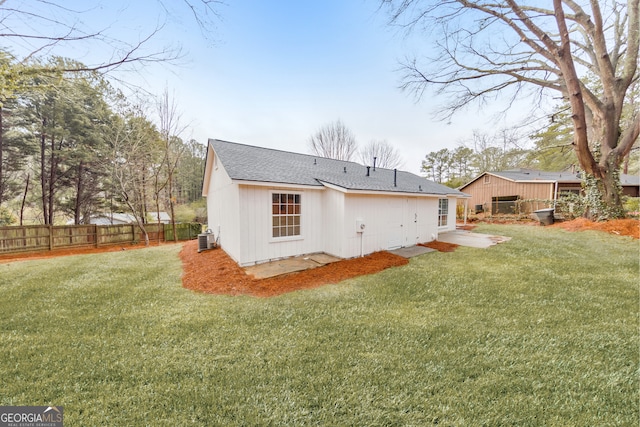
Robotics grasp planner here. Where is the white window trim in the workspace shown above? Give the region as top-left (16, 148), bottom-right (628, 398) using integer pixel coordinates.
top-left (269, 191), bottom-right (304, 242)
top-left (438, 198), bottom-right (449, 228)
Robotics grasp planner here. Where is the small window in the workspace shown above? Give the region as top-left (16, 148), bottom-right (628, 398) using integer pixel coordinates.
top-left (438, 198), bottom-right (448, 227)
top-left (272, 193), bottom-right (301, 238)
top-left (484, 175), bottom-right (490, 184)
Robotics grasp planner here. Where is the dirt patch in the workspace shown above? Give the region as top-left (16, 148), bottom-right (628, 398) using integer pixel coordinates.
top-left (550, 218), bottom-right (639, 239)
top-left (0, 241), bottom-right (174, 264)
top-left (179, 240), bottom-right (409, 297)
top-left (419, 240), bottom-right (459, 252)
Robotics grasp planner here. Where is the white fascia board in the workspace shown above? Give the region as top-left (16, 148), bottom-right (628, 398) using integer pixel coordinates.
top-left (318, 181), bottom-right (457, 198)
top-left (233, 180), bottom-right (324, 191)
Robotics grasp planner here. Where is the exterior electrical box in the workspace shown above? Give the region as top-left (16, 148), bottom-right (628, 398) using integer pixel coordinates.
top-left (356, 219), bottom-right (365, 233)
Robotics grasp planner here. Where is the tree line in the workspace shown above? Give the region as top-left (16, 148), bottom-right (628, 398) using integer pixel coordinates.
top-left (422, 114), bottom-right (639, 189)
top-left (0, 54), bottom-right (206, 233)
top-left (382, 0), bottom-right (639, 220)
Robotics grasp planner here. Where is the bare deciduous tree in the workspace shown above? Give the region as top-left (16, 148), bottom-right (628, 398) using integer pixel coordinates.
top-left (0, 0), bottom-right (221, 98)
top-left (308, 120), bottom-right (358, 161)
top-left (382, 0), bottom-right (639, 218)
top-left (359, 139), bottom-right (404, 169)
top-left (157, 87), bottom-right (188, 242)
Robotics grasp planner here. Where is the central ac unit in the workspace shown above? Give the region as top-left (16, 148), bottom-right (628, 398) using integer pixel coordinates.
top-left (198, 231), bottom-right (217, 253)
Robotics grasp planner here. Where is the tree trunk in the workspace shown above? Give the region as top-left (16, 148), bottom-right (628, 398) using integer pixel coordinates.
top-left (0, 106), bottom-right (4, 207)
top-left (20, 173), bottom-right (29, 226)
top-left (74, 161), bottom-right (84, 224)
top-left (40, 120), bottom-right (48, 224)
top-left (168, 170), bottom-right (177, 242)
top-left (48, 134), bottom-right (56, 225)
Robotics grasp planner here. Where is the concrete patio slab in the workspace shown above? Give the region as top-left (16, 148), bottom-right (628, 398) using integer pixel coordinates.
top-left (244, 253), bottom-right (341, 279)
top-left (437, 230), bottom-right (511, 248)
top-left (389, 245), bottom-right (436, 258)
top-left (307, 253), bottom-right (341, 265)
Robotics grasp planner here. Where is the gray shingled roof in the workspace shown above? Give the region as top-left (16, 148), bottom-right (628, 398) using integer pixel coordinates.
top-left (209, 139), bottom-right (462, 196)
top-left (461, 168), bottom-right (639, 189)
top-left (491, 169), bottom-right (583, 183)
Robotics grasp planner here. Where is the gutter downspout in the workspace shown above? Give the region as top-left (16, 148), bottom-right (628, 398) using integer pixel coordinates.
top-left (553, 181), bottom-right (559, 210)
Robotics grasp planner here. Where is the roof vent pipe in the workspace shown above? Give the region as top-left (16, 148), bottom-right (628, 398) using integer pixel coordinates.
top-left (394, 169), bottom-right (397, 187)
top-left (366, 166), bottom-right (370, 176)
top-left (373, 157), bottom-right (377, 171)
top-left (344, 166), bottom-right (347, 173)
top-left (314, 158), bottom-right (317, 165)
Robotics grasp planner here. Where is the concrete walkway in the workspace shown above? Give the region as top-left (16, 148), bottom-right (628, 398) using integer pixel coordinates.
top-left (389, 245), bottom-right (435, 258)
top-left (437, 229), bottom-right (511, 248)
top-left (244, 253), bottom-right (341, 279)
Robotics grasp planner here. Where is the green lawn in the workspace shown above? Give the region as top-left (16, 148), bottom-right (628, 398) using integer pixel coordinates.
top-left (0, 224), bottom-right (638, 426)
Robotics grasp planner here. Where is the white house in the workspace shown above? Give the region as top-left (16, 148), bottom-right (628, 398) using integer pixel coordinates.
top-left (202, 139), bottom-right (466, 267)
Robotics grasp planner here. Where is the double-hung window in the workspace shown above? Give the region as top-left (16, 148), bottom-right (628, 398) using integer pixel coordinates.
top-left (438, 198), bottom-right (448, 227)
top-left (272, 193), bottom-right (301, 238)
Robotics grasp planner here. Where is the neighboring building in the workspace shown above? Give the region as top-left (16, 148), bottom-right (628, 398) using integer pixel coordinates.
top-left (149, 212), bottom-right (172, 224)
top-left (459, 169), bottom-right (640, 214)
top-left (87, 212), bottom-right (171, 225)
top-left (202, 139), bottom-right (466, 267)
top-left (89, 213), bottom-right (138, 225)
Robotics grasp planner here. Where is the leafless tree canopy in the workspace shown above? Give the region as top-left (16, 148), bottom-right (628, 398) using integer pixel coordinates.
top-left (381, 0), bottom-right (639, 214)
top-left (0, 0), bottom-right (221, 73)
top-left (308, 120), bottom-right (358, 161)
top-left (359, 139), bottom-right (404, 169)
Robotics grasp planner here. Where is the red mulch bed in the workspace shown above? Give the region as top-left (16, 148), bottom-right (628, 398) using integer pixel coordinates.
top-left (179, 240), bottom-right (409, 297)
top-left (0, 241), bottom-right (173, 263)
top-left (550, 218), bottom-right (639, 239)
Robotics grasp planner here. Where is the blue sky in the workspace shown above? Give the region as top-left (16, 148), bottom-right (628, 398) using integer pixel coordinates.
top-left (6, 0), bottom-right (525, 173)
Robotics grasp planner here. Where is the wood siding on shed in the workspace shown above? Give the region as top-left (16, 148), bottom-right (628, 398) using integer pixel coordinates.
top-left (462, 175), bottom-right (555, 212)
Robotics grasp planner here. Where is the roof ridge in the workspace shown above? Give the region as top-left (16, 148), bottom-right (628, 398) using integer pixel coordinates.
top-left (209, 138), bottom-right (407, 172)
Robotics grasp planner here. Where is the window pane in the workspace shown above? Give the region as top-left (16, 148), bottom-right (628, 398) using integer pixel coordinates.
top-left (271, 193), bottom-right (301, 238)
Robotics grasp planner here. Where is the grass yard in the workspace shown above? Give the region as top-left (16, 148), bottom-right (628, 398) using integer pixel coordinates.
top-left (0, 224), bottom-right (638, 425)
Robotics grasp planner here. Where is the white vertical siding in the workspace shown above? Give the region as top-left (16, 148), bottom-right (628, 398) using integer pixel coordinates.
top-left (236, 185), bottom-right (325, 266)
top-left (208, 163), bottom-right (457, 264)
top-left (416, 197), bottom-right (439, 242)
top-left (206, 156), bottom-right (241, 263)
top-left (321, 189), bottom-right (345, 258)
top-left (340, 194), bottom-right (441, 258)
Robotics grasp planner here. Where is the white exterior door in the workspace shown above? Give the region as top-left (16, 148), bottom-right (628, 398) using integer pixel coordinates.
top-left (404, 198), bottom-right (419, 247)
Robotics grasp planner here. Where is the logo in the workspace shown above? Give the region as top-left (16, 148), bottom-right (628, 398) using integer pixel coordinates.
top-left (0, 406), bottom-right (63, 427)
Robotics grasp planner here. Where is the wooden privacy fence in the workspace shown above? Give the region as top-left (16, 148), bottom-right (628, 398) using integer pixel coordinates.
top-left (0, 223), bottom-right (202, 255)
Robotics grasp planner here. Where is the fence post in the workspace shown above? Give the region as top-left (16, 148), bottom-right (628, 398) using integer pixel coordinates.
top-left (95, 224), bottom-right (99, 248)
